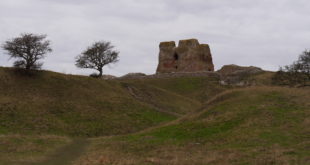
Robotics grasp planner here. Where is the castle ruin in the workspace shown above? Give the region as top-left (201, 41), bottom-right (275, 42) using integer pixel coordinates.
top-left (156, 39), bottom-right (214, 73)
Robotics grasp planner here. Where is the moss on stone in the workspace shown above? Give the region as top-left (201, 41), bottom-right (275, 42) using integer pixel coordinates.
top-left (159, 41), bottom-right (176, 48)
top-left (178, 39), bottom-right (199, 47)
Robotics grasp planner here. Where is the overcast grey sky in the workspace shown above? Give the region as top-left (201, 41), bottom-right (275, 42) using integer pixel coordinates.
top-left (0, 0), bottom-right (310, 76)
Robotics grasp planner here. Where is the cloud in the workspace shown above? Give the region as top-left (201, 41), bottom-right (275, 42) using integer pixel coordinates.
top-left (0, 0), bottom-right (310, 76)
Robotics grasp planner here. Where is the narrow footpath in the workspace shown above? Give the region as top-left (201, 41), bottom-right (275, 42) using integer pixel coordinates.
top-left (30, 138), bottom-right (89, 165)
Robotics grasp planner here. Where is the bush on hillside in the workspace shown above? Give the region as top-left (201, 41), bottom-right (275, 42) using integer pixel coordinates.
top-left (89, 72), bottom-right (100, 78)
top-left (273, 50), bottom-right (310, 86)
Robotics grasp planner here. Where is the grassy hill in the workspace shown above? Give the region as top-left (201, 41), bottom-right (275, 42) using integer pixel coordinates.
top-left (0, 67), bottom-right (309, 165)
top-left (121, 75), bottom-right (227, 104)
top-left (74, 87), bottom-right (310, 165)
top-left (0, 67), bottom-right (201, 137)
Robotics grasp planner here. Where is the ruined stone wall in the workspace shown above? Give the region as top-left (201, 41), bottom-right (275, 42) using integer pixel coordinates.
top-left (156, 39), bottom-right (214, 73)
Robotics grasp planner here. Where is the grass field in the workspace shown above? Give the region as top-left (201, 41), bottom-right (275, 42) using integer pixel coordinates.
top-left (0, 67), bottom-right (201, 137)
top-left (74, 87), bottom-right (310, 165)
top-left (0, 67), bottom-right (309, 165)
top-left (0, 135), bottom-right (70, 165)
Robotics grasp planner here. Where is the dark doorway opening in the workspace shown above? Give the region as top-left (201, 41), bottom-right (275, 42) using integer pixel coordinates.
top-left (174, 53), bottom-right (179, 60)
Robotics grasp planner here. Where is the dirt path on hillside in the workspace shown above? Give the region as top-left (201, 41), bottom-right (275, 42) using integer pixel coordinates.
top-left (30, 138), bottom-right (89, 165)
top-left (27, 90), bottom-right (233, 165)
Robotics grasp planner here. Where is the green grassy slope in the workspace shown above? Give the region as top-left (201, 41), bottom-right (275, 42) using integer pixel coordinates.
top-left (77, 87), bottom-right (310, 165)
top-left (122, 76), bottom-right (227, 103)
top-left (3, 66), bottom-right (308, 165)
top-left (0, 67), bottom-right (201, 137)
top-left (119, 81), bottom-right (201, 116)
top-left (0, 135), bottom-right (70, 165)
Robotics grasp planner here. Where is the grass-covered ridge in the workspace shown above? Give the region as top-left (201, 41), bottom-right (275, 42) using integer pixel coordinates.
top-left (0, 67), bottom-right (205, 137)
top-left (1, 66), bottom-right (309, 165)
top-left (0, 134), bottom-right (71, 165)
top-left (122, 75), bottom-right (227, 103)
top-left (76, 87), bottom-right (310, 165)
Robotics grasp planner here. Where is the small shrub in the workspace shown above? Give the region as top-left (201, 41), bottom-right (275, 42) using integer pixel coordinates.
top-left (273, 50), bottom-right (310, 86)
top-left (89, 73), bottom-right (100, 78)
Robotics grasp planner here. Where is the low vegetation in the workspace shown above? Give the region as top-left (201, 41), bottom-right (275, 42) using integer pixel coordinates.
top-left (0, 135), bottom-right (70, 165)
top-left (273, 50), bottom-right (310, 86)
top-left (0, 66), bottom-right (309, 165)
top-left (0, 67), bottom-right (216, 137)
top-left (122, 76), bottom-right (227, 103)
top-left (0, 67), bottom-right (201, 137)
top-left (75, 87), bottom-right (310, 165)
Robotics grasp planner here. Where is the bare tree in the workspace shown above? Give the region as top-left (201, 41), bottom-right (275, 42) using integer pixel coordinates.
top-left (75, 41), bottom-right (119, 77)
top-left (1, 33), bottom-right (52, 70)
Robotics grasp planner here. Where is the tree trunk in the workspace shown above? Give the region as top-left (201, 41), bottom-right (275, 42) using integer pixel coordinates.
top-left (25, 60), bottom-right (31, 70)
top-left (25, 65), bottom-right (31, 70)
top-left (98, 68), bottom-right (103, 77)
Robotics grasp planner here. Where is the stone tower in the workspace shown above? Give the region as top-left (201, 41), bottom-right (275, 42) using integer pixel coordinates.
top-left (156, 39), bottom-right (214, 73)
